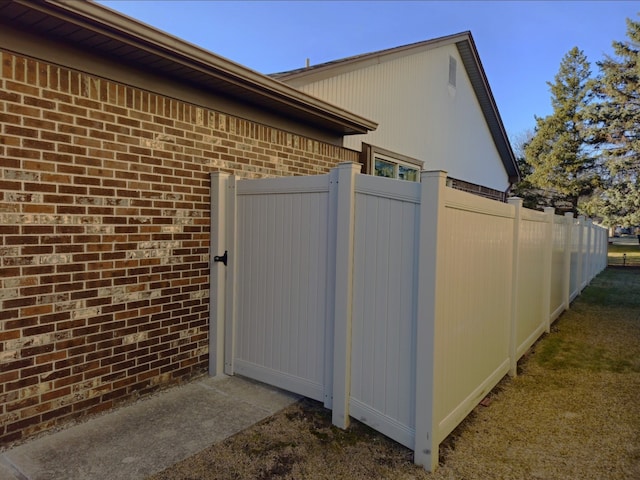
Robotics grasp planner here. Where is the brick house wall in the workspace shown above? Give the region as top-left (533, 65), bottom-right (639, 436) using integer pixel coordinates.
top-left (0, 49), bottom-right (358, 445)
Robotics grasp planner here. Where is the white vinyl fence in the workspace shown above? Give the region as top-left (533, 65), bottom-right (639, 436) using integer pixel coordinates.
top-left (209, 163), bottom-right (608, 471)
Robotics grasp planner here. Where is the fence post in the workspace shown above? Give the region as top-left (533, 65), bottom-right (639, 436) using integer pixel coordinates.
top-left (592, 222), bottom-right (597, 279)
top-left (596, 226), bottom-right (600, 272)
top-left (542, 207), bottom-right (555, 332)
top-left (598, 226), bottom-right (603, 273)
top-left (331, 162), bottom-right (360, 429)
top-left (507, 198), bottom-right (522, 377)
top-left (209, 172), bottom-right (229, 377)
top-left (596, 226), bottom-right (602, 272)
top-left (223, 176), bottom-right (238, 375)
top-left (414, 170), bottom-right (447, 472)
top-left (585, 220), bottom-right (593, 282)
top-left (576, 215), bottom-right (585, 293)
top-left (562, 212), bottom-right (573, 311)
top-left (600, 226), bottom-right (607, 272)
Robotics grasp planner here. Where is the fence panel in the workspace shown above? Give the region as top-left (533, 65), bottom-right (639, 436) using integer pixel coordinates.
top-left (432, 187), bottom-right (514, 444)
top-left (581, 220), bottom-right (590, 289)
top-left (514, 208), bottom-right (549, 358)
top-left (589, 223), bottom-right (603, 281)
top-left (349, 174), bottom-right (420, 449)
top-left (598, 227), bottom-right (607, 272)
top-left (569, 218), bottom-right (581, 301)
top-left (549, 216), bottom-right (568, 321)
top-left (212, 165), bottom-right (609, 473)
top-left (230, 175), bottom-right (332, 401)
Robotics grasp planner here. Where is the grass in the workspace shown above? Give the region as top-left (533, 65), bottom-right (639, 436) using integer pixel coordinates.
top-left (433, 267), bottom-right (640, 479)
top-left (608, 240), bottom-right (640, 266)
top-left (148, 267), bottom-right (640, 480)
top-left (148, 398), bottom-right (427, 480)
top-left (554, 267), bottom-right (640, 375)
top-left (580, 268), bottom-right (640, 308)
top-left (536, 329), bottom-right (638, 373)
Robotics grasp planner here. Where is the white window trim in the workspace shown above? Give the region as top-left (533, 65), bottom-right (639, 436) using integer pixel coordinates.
top-left (362, 144), bottom-right (424, 182)
top-left (373, 153), bottom-right (422, 181)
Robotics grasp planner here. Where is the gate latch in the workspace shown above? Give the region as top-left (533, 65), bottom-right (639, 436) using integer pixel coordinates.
top-left (213, 251), bottom-right (228, 266)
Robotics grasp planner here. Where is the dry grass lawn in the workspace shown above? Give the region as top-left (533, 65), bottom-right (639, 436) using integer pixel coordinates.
top-left (608, 239), bottom-right (640, 266)
top-left (148, 267), bottom-right (640, 480)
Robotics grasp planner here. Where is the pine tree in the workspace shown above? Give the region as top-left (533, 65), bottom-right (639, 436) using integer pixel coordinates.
top-left (584, 18), bottom-right (640, 226)
top-left (510, 130), bottom-right (548, 209)
top-left (525, 47), bottom-right (599, 214)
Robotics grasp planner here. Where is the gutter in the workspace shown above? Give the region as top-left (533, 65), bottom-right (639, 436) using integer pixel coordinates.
top-left (21, 0), bottom-right (378, 135)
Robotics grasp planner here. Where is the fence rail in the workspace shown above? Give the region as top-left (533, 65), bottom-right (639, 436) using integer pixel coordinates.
top-left (209, 163), bottom-right (608, 472)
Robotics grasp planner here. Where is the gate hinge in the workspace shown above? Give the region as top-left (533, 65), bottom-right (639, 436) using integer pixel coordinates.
top-left (213, 250), bottom-right (228, 266)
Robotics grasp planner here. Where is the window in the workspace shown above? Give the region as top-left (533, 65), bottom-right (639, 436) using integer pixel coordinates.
top-left (398, 163), bottom-right (419, 182)
top-left (362, 143), bottom-right (423, 182)
top-left (374, 157), bottom-right (396, 178)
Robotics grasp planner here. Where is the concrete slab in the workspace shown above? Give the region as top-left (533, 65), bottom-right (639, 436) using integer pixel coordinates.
top-left (0, 458), bottom-right (20, 480)
top-left (0, 375), bottom-right (299, 480)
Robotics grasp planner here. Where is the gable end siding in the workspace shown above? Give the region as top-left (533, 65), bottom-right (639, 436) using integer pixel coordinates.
top-left (291, 45), bottom-right (509, 191)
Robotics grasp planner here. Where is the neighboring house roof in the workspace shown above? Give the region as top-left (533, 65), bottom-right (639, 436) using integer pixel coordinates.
top-left (0, 0), bottom-right (377, 136)
top-left (272, 32), bottom-right (520, 184)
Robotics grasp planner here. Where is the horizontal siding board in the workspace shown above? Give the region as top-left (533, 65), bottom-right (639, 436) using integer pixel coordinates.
top-left (297, 47), bottom-right (509, 191)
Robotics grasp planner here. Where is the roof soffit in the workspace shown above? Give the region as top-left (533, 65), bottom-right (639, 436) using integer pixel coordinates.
top-left (454, 38), bottom-right (519, 183)
top-left (0, 0), bottom-right (376, 135)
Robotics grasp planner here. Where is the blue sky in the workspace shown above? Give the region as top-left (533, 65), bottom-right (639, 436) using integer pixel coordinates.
top-left (99, 1), bottom-right (638, 142)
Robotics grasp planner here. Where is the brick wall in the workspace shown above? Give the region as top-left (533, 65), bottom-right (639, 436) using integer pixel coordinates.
top-left (448, 177), bottom-right (507, 202)
top-left (0, 50), bottom-right (358, 445)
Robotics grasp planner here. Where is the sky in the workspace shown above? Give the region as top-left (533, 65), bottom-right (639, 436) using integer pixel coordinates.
top-left (99, 1), bottom-right (638, 143)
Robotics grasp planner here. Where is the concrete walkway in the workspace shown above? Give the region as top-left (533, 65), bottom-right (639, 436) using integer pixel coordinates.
top-left (0, 375), bottom-right (299, 480)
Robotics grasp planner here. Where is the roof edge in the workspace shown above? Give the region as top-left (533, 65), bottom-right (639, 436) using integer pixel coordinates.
top-left (455, 34), bottom-right (520, 182)
top-left (271, 31), bottom-right (472, 81)
top-left (24, 0), bottom-right (378, 135)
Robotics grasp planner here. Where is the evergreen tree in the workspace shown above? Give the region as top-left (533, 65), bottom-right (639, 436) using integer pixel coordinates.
top-left (585, 18), bottom-right (640, 226)
top-left (525, 47), bottom-right (599, 214)
top-left (510, 130), bottom-right (548, 209)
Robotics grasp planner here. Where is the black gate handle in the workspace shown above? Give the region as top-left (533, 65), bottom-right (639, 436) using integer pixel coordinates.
top-left (213, 251), bottom-right (228, 266)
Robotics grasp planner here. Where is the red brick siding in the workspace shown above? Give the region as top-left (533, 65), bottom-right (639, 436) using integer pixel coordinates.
top-left (0, 50), bottom-right (358, 444)
top-left (448, 177), bottom-right (507, 202)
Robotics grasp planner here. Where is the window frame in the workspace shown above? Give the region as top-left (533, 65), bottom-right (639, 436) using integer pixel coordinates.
top-left (361, 143), bottom-right (424, 182)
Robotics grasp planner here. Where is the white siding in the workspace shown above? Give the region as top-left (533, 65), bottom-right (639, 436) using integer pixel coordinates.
top-left (296, 45), bottom-right (509, 191)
